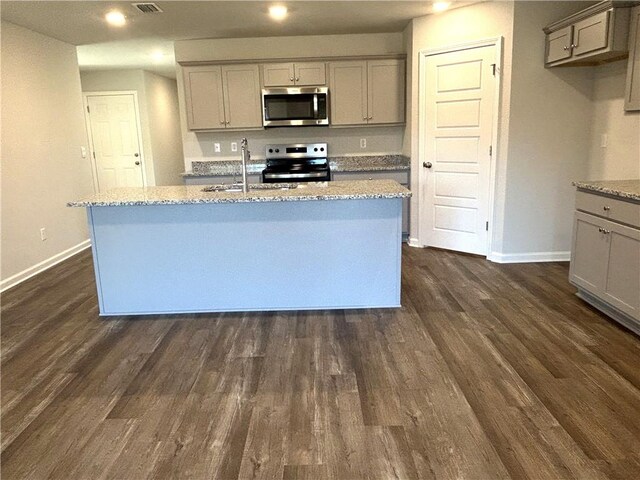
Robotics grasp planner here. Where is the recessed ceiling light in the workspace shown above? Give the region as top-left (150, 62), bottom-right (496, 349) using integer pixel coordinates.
top-left (105, 10), bottom-right (127, 26)
top-left (269, 5), bottom-right (288, 21)
top-left (433, 2), bottom-right (451, 13)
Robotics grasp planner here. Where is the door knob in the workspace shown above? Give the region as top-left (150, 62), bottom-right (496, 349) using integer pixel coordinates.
top-left (134, 153), bottom-right (139, 157)
top-left (423, 162), bottom-right (433, 168)
top-left (135, 161), bottom-right (140, 166)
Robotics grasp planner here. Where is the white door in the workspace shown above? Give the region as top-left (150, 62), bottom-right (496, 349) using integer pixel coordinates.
top-left (86, 94), bottom-right (144, 191)
top-left (419, 45), bottom-right (496, 255)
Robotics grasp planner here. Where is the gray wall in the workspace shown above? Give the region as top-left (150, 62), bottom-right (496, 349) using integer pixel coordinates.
top-left (501, 1), bottom-right (595, 257)
top-left (1, 21), bottom-right (94, 286)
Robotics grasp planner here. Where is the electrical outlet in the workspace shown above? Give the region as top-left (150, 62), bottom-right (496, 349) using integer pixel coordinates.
top-left (40, 227), bottom-right (47, 241)
top-left (214, 143), bottom-right (221, 153)
top-left (360, 138), bottom-right (367, 149)
top-left (231, 142), bottom-right (238, 152)
top-left (80, 146), bottom-right (87, 158)
top-left (600, 133), bottom-right (609, 148)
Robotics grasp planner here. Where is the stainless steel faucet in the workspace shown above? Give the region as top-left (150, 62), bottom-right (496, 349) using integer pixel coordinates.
top-left (240, 137), bottom-right (250, 193)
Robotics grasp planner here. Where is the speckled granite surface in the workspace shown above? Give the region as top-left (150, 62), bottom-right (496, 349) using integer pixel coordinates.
top-left (68, 180), bottom-right (411, 207)
top-left (182, 155), bottom-right (410, 177)
top-left (573, 180), bottom-right (640, 201)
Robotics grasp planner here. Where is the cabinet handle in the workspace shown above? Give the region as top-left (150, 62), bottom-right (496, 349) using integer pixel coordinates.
top-left (563, 46), bottom-right (570, 51)
top-left (290, 77), bottom-right (294, 81)
top-left (295, 77), bottom-right (300, 81)
top-left (571, 44), bottom-right (578, 49)
top-left (368, 116), bottom-right (373, 120)
top-left (603, 206), bottom-right (610, 211)
top-left (363, 116), bottom-right (367, 120)
top-left (226, 121), bottom-right (230, 125)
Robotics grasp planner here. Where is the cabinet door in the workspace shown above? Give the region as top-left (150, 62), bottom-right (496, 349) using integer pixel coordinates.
top-left (183, 66), bottom-right (226, 130)
top-left (625, 6), bottom-right (640, 111)
top-left (573, 10), bottom-right (610, 58)
top-left (262, 63), bottom-right (295, 87)
top-left (294, 62), bottom-right (326, 86)
top-left (329, 61), bottom-right (368, 126)
top-left (545, 25), bottom-right (574, 64)
top-left (222, 65), bottom-right (263, 129)
top-left (570, 212), bottom-right (609, 295)
top-left (602, 220), bottom-right (640, 319)
top-left (367, 59), bottom-right (405, 124)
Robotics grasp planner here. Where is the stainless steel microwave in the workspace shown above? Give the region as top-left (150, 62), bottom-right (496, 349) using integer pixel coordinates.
top-left (262, 87), bottom-right (329, 127)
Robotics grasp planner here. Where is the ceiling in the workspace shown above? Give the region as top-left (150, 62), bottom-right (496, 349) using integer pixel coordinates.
top-left (1, 1), bottom-right (476, 78)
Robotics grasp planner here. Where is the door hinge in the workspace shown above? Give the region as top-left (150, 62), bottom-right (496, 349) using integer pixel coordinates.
top-left (92, 151), bottom-right (96, 159)
top-left (86, 105), bottom-right (90, 113)
top-left (486, 221), bottom-right (489, 231)
top-left (491, 63), bottom-right (497, 76)
top-left (489, 145), bottom-right (493, 156)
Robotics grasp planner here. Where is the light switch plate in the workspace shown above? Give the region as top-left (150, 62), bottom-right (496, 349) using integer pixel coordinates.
top-left (600, 134), bottom-right (608, 148)
top-left (214, 143), bottom-right (221, 153)
top-left (80, 146), bottom-right (87, 158)
top-left (231, 142), bottom-right (238, 152)
top-left (360, 138), bottom-right (367, 148)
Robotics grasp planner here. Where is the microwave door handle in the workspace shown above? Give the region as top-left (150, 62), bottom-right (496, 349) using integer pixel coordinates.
top-left (313, 95), bottom-right (318, 119)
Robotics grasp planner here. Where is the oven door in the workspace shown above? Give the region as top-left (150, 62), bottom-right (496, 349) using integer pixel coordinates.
top-left (262, 87), bottom-right (328, 127)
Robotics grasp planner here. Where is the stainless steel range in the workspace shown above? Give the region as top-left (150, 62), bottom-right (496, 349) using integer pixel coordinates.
top-left (261, 143), bottom-right (331, 183)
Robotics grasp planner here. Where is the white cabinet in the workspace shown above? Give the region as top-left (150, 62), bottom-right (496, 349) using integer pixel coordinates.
top-left (183, 64), bottom-right (262, 131)
top-left (329, 59), bottom-right (405, 126)
top-left (570, 190), bottom-right (640, 333)
top-left (625, 6), bottom-right (640, 111)
top-left (544, 1), bottom-right (630, 67)
top-left (262, 62), bottom-right (326, 86)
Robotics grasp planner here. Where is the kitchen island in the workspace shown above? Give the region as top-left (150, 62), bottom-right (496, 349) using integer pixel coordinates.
top-left (69, 180), bottom-right (411, 316)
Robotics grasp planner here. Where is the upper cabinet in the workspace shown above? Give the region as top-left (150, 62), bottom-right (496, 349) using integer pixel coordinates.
top-left (543, 1), bottom-right (631, 67)
top-left (183, 64), bottom-right (262, 131)
top-left (262, 62), bottom-right (326, 86)
top-left (625, 6), bottom-right (640, 111)
top-left (329, 59), bottom-right (405, 126)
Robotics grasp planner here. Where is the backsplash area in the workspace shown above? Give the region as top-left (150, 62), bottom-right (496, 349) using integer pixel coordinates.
top-left (182, 125), bottom-right (405, 172)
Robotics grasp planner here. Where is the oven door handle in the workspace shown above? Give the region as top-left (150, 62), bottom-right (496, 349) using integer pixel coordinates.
top-left (264, 172), bottom-right (328, 179)
top-left (313, 94), bottom-right (318, 119)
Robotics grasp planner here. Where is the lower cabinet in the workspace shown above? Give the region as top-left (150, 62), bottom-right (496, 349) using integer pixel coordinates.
top-left (570, 193), bottom-right (640, 333)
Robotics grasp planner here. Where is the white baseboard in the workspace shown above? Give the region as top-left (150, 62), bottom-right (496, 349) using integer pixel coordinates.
top-left (0, 240), bottom-right (91, 293)
top-left (488, 251), bottom-right (571, 264)
top-left (407, 237), bottom-right (423, 248)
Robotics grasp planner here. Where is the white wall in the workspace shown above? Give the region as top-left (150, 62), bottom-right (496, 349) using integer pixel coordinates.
top-left (1, 21), bottom-right (94, 288)
top-left (81, 69), bottom-right (184, 186)
top-left (500, 1), bottom-right (595, 259)
top-left (406, 1), bottom-right (515, 247)
top-left (587, 60), bottom-right (640, 180)
top-left (175, 32), bottom-right (407, 171)
top-left (143, 71), bottom-right (184, 185)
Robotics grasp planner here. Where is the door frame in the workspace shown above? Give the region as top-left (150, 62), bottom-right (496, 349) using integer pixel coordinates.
top-left (82, 91), bottom-right (148, 192)
top-left (417, 37), bottom-right (503, 257)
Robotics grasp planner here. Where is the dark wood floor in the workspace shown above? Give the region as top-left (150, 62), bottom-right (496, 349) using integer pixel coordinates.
top-left (2, 246), bottom-right (639, 479)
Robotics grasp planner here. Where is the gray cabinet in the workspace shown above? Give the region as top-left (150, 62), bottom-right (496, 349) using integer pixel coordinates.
top-left (262, 62), bottom-right (326, 86)
top-left (544, 1), bottom-right (630, 67)
top-left (625, 6), bottom-right (640, 111)
top-left (182, 64), bottom-right (262, 131)
top-left (570, 190), bottom-right (640, 333)
top-left (329, 59), bottom-right (405, 126)
top-left (333, 170), bottom-right (410, 238)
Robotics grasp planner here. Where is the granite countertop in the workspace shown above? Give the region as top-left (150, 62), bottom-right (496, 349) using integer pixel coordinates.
top-left (68, 180), bottom-right (412, 207)
top-left (573, 180), bottom-right (640, 201)
top-left (182, 154), bottom-right (410, 177)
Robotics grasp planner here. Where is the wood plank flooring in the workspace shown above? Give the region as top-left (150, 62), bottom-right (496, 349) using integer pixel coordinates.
top-left (2, 246), bottom-right (639, 479)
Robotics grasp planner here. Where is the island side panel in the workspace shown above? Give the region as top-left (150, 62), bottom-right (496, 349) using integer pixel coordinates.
top-left (88, 198), bottom-right (402, 315)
